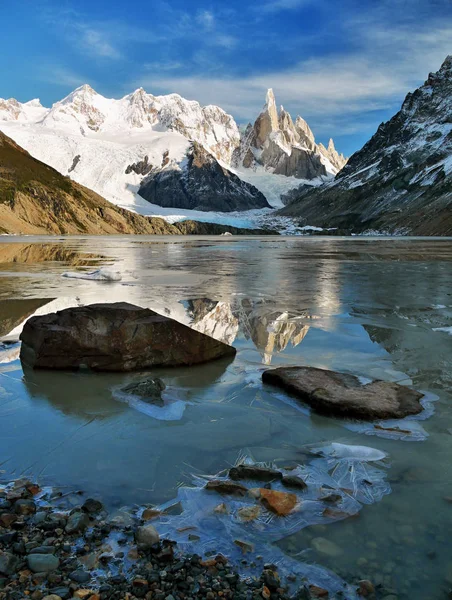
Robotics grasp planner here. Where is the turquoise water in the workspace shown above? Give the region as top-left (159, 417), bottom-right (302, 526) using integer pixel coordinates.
top-left (0, 236), bottom-right (452, 598)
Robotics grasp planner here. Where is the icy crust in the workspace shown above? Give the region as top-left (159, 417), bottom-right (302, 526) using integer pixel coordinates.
top-left (148, 448), bottom-right (390, 597)
top-left (62, 269), bottom-right (122, 282)
top-left (272, 385), bottom-right (437, 442)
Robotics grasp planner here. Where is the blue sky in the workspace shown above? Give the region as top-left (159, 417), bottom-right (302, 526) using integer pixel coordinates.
top-left (2, 0), bottom-right (452, 155)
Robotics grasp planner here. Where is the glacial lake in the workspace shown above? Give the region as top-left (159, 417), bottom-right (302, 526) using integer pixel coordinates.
top-left (0, 235), bottom-right (452, 599)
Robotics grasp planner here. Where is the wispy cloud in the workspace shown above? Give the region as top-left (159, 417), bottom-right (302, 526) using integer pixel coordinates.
top-left (196, 10), bottom-right (215, 31)
top-left (132, 18), bottom-right (452, 135)
top-left (36, 65), bottom-right (89, 88)
top-left (260, 0), bottom-right (314, 13)
top-left (77, 27), bottom-right (121, 59)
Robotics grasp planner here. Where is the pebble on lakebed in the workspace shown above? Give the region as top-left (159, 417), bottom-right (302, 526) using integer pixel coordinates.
top-left (0, 477), bottom-right (358, 600)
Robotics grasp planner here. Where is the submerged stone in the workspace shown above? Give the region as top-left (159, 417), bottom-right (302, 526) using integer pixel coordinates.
top-left (20, 302), bottom-right (236, 371)
top-left (258, 489), bottom-right (298, 516)
top-left (262, 366), bottom-right (424, 420)
top-left (229, 465), bottom-right (282, 483)
top-left (121, 378), bottom-right (166, 404)
top-left (205, 480), bottom-right (248, 497)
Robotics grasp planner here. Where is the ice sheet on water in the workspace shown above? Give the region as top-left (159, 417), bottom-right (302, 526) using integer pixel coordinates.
top-left (112, 388), bottom-right (191, 421)
top-left (344, 391), bottom-right (438, 442)
top-left (62, 269), bottom-right (122, 282)
top-left (150, 450), bottom-right (390, 598)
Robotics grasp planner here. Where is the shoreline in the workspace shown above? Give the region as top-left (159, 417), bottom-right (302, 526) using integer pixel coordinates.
top-left (0, 476), bottom-right (378, 600)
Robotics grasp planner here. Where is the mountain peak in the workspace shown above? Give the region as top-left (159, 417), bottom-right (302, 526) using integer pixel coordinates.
top-left (266, 88), bottom-right (276, 107)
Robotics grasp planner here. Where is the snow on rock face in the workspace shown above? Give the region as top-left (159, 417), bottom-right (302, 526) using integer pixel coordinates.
top-left (138, 142), bottom-right (271, 212)
top-left (232, 88), bottom-right (347, 179)
top-left (279, 55), bottom-right (452, 236)
top-left (34, 85), bottom-right (240, 164)
top-left (0, 97), bottom-right (47, 122)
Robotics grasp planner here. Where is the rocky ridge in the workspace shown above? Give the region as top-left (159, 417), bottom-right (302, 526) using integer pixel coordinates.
top-left (279, 56), bottom-right (452, 235)
top-left (0, 131), bottom-right (275, 235)
top-left (138, 142), bottom-right (270, 212)
top-left (233, 89), bottom-right (347, 181)
top-left (0, 85), bottom-right (347, 215)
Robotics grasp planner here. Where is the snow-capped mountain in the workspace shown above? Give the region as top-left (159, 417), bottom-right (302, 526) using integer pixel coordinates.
top-left (279, 55), bottom-right (452, 235)
top-left (233, 89), bottom-right (347, 181)
top-left (0, 98), bottom-right (47, 123)
top-left (17, 84), bottom-right (240, 164)
top-left (0, 84), bottom-right (346, 221)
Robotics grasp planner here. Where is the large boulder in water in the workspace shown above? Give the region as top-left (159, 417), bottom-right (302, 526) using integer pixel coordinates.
top-left (20, 302), bottom-right (236, 371)
top-left (262, 366), bottom-right (424, 420)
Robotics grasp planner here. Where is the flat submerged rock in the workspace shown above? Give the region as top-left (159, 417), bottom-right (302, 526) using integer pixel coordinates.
top-left (20, 302), bottom-right (236, 372)
top-left (262, 366), bottom-right (424, 421)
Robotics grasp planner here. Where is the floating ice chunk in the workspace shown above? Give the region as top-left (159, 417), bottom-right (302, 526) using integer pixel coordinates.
top-left (62, 269), bottom-right (122, 282)
top-left (314, 442), bottom-right (387, 462)
top-left (113, 387), bottom-right (190, 421)
top-left (344, 391), bottom-right (438, 442)
top-left (124, 397), bottom-right (188, 421)
top-left (432, 326), bottom-right (452, 335)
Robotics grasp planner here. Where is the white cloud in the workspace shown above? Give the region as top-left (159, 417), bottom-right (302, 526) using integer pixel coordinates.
top-left (36, 66), bottom-right (89, 88)
top-left (260, 0), bottom-right (313, 13)
top-left (132, 20), bottom-right (452, 136)
top-left (196, 10), bottom-right (215, 30)
top-left (78, 27), bottom-right (121, 59)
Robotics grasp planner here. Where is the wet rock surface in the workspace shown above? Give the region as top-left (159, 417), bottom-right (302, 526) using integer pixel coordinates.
top-left (0, 478), bottom-right (303, 600)
top-left (20, 302), bottom-right (236, 371)
top-left (262, 366), bottom-right (424, 420)
top-left (121, 378), bottom-right (166, 404)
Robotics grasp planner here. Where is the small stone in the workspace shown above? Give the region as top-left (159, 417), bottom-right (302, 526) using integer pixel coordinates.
top-left (14, 499), bottom-right (37, 515)
top-left (142, 508), bottom-right (162, 521)
top-left (82, 499), bottom-right (103, 514)
top-left (73, 591), bottom-right (96, 600)
top-left (214, 503), bottom-right (228, 514)
top-left (66, 511), bottom-right (90, 534)
top-left (0, 551), bottom-right (18, 575)
top-left (358, 580), bottom-right (375, 597)
top-left (262, 586), bottom-right (271, 600)
top-left (309, 585), bottom-right (329, 598)
top-left (43, 596), bottom-right (62, 600)
top-left (234, 540), bottom-right (254, 553)
top-left (136, 524), bottom-right (160, 548)
top-left (311, 537), bottom-right (343, 557)
top-left (205, 480), bottom-right (248, 496)
top-left (27, 553), bottom-right (60, 573)
top-left (258, 488), bottom-right (298, 516)
top-left (281, 475), bottom-right (307, 490)
top-left (0, 513), bottom-right (16, 527)
top-left (237, 506), bottom-right (260, 522)
top-left (229, 465), bottom-right (282, 482)
top-left (69, 569), bottom-right (91, 583)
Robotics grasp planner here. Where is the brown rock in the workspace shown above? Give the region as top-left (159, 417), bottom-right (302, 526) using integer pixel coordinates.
top-left (259, 488), bottom-right (298, 516)
top-left (262, 366), bottom-right (424, 420)
top-left (213, 503), bottom-right (229, 514)
top-left (309, 585), bottom-right (329, 598)
top-left (234, 539), bottom-right (254, 553)
top-left (281, 475), bottom-right (307, 490)
top-left (262, 586), bottom-right (271, 600)
top-left (20, 303), bottom-right (236, 371)
top-left (0, 513), bottom-right (17, 528)
top-left (237, 506), bottom-right (260, 522)
top-left (357, 580), bottom-right (375, 597)
top-left (205, 480), bottom-right (248, 497)
top-left (73, 591), bottom-right (96, 600)
top-left (142, 509), bottom-right (162, 521)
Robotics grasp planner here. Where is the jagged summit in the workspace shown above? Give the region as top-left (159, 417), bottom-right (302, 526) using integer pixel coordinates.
top-left (232, 88), bottom-right (347, 179)
top-left (279, 55), bottom-right (452, 235)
